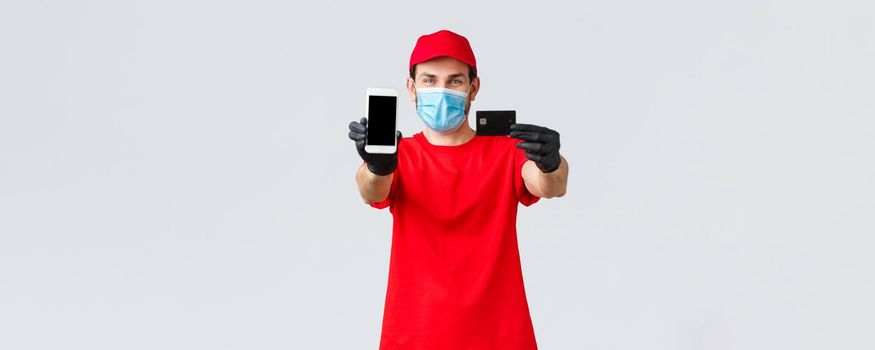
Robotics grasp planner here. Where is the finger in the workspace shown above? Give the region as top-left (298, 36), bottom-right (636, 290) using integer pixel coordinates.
top-left (509, 131), bottom-right (542, 142)
top-left (542, 139), bottom-right (560, 153)
top-left (361, 117), bottom-right (368, 127)
top-left (529, 137), bottom-right (559, 154)
top-left (512, 123), bottom-right (559, 136)
top-left (516, 141), bottom-right (544, 153)
top-left (392, 131), bottom-right (403, 154)
top-left (349, 130), bottom-right (366, 141)
top-left (524, 151), bottom-right (544, 164)
top-left (510, 123), bottom-right (549, 133)
top-left (349, 121), bottom-right (366, 133)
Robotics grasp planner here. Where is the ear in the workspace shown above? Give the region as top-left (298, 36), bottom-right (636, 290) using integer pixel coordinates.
top-left (469, 76), bottom-right (480, 102)
top-left (406, 77), bottom-right (417, 103)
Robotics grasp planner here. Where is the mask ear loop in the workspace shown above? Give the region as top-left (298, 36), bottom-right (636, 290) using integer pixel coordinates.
top-left (412, 81), bottom-right (419, 107)
top-left (462, 81), bottom-right (474, 116)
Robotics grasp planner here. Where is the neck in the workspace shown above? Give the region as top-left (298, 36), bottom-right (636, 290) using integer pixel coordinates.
top-left (423, 122), bottom-right (476, 146)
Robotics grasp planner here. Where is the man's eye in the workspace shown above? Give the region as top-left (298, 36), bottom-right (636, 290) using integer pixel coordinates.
top-left (450, 79), bottom-right (461, 84)
top-left (423, 79), bottom-right (435, 84)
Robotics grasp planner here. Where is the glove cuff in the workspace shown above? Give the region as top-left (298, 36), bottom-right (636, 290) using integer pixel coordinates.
top-left (367, 160), bottom-right (397, 176)
top-left (539, 158), bottom-right (561, 174)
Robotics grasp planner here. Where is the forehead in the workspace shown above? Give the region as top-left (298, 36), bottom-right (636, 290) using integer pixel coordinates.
top-left (415, 56), bottom-right (469, 77)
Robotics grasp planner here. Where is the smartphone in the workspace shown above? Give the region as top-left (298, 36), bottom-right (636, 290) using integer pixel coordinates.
top-left (475, 110), bottom-right (516, 136)
top-left (365, 88), bottom-right (398, 154)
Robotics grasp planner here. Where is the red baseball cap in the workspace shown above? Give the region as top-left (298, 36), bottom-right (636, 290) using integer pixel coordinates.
top-left (409, 30), bottom-right (477, 72)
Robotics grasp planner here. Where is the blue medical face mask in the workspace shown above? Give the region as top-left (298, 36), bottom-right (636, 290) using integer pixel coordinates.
top-left (414, 86), bottom-right (471, 134)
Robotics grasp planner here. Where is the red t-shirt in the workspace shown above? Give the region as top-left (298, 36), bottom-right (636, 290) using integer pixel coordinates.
top-left (368, 131), bottom-right (541, 349)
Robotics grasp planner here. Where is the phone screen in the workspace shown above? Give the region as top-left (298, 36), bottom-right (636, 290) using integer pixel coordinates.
top-left (367, 95), bottom-right (397, 146)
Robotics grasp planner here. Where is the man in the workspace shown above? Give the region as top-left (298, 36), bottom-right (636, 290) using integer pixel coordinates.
top-left (347, 30), bottom-right (569, 349)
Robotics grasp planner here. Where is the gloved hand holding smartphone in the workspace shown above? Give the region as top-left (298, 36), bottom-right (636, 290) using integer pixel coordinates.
top-left (348, 117), bottom-right (402, 176)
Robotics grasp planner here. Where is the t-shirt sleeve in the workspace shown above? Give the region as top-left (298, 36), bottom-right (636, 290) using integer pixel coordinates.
top-left (367, 160), bottom-right (399, 210)
top-left (513, 142), bottom-right (541, 207)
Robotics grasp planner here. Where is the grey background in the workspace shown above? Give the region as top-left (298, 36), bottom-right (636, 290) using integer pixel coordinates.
top-left (1, 0), bottom-right (873, 349)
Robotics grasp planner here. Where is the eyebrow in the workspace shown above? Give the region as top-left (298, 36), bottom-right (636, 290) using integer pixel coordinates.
top-left (417, 72), bottom-right (468, 80)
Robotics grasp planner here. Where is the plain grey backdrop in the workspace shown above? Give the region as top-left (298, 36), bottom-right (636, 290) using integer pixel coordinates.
top-left (1, 0), bottom-right (873, 349)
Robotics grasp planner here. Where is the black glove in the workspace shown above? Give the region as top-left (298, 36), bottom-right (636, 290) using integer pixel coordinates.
top-left (510, 123), bottom-right (562, 173)
top-left (348, 117), bottom-right (402, 176)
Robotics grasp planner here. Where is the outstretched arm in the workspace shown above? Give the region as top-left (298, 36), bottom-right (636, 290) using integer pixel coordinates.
top-left (521, 156), bottom-right (568, 198)
top-left (349, 117), bottom-right (401, 204)
top-left (511, 123), bottom-right (568, 199)
top-left (356, 162), bottom-right (393, 204)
